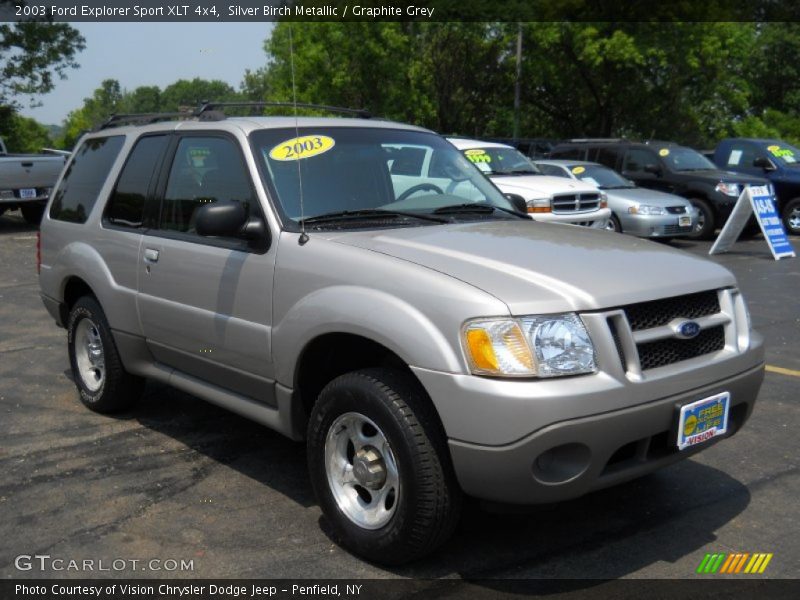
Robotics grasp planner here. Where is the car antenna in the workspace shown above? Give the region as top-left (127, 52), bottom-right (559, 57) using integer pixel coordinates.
top-left (289, 25), bottom-right (309, 246)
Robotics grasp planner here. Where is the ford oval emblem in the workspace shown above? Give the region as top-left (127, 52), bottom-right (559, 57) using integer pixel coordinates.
top-left (676, 320), bottom-right (701, 339)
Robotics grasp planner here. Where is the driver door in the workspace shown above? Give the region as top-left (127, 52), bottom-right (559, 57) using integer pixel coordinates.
top-left (136, 133), bottom-right (277, 402)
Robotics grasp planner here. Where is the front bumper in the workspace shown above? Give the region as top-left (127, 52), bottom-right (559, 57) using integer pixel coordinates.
top-left (444, 363), bottom-right (763, 504)
top-left (530, 207), bottom-right (611, 228)
top-left (618, 212), bottom-right (695, 238)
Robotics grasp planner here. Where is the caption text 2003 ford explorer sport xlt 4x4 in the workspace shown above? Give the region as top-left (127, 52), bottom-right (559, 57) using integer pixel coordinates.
top-left (38, 106), bottom-right (764, 565)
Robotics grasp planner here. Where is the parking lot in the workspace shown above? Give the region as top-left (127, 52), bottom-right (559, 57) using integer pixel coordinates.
top-left (0, 208), bottom-right (797, 583)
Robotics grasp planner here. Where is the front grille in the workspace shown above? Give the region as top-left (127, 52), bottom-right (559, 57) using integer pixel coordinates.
top-left (607, 318), bottom-right (627, 368)
top-left (637, 325), bottom-right (725, 370)
top-left (662, 224), bottom-right (693, 235)
top-left (622, 290), bottom-right (720, 331)
top-left (666, 206), bottom-right (687, 214)
top-left (552, 193), bottom-right (600, 213)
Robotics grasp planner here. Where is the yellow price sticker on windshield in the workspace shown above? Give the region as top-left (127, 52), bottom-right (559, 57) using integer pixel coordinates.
top-left (571, 166), bottom-right (585, 174)
top-left (659, 148), bottom-right (670, 157)
top-left (464, 149), bottom-right (491, 163)
top-left (767, 144), bottom-right (794, 158)
top-left (269, 135), bottom-right (335, 161)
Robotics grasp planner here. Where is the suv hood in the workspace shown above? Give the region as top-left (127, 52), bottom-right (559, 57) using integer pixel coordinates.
top-left (489, 174), bottom-right (599, 198)
top-left (673, 168), bottom-right (768, 186)
top-left (324, 220), bottom-right (735, 315)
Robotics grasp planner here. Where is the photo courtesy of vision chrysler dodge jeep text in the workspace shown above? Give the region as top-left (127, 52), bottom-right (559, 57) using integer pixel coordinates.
top-left (38, 104), bottom-right (765, 564)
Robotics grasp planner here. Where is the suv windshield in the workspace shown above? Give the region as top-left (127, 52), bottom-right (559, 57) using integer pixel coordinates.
top-left (251, 127), bottom-right (516, 226)
top-left (657, 146), bottom-right (716, 171)
top-left (764, 141), bottom-right (800, 166)
top-left (567, 164), bottom-right (633, 189)
top-left (460, 146), bottom-right (540, 176)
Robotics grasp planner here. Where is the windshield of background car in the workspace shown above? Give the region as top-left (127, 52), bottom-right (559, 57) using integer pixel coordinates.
top-left (460, 146), bottom-right (540, 175)
top-left (657, 146), bottom-right (716, 171)
top-left (764, 141), bottom-right (800, 166)
top-left (251, 127), bottom-right (515, 222)
top-left (567, 164), bottom-right (632, 188)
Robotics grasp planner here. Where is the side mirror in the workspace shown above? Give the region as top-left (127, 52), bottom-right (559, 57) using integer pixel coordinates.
top-left (505, 193), bottom-right (529, 215)
top-left (644, 164), bottom-right (662, 176)
top-left (195, 200), bottom-right (248, 237)
top-left (753, 157), bottom-right (775, 171)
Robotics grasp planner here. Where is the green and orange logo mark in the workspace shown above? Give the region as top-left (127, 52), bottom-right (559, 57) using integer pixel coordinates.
top-left (697, 552), bottom-right (773, 574)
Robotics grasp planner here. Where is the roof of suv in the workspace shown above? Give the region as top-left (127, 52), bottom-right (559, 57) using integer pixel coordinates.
top-left (447, 137), bottom-right (515, 151)
top-left (83, 116), bottom-right (431, 139)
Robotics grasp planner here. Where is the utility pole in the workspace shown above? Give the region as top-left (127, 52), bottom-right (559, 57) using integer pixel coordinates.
top-left (513, 23), bottom-right (523, 141)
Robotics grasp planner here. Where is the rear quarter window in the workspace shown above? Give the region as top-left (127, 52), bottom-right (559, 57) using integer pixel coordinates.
top-left (50, 136), bottom-right (125, 223)
top-left (105, 135), bottom-right (168, 229)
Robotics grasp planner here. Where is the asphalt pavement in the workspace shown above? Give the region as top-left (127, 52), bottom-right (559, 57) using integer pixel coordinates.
top-left (0, 209), bottom-right (797, 586)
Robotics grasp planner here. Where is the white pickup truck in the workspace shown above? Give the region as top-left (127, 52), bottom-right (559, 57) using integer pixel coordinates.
top-left (0, 137), bottom-right (67, 224)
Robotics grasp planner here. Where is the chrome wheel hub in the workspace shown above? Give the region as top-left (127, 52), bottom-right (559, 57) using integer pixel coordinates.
top-left (74, 318), bottom-right (105, 392)
top-left (788, 207), bottom-right (800, 231)
top-left (324, 412), bottom-right (399, 529)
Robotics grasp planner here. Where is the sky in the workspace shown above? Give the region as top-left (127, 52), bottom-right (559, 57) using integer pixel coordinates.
top-left (20, 22), bottom-right (275, 126)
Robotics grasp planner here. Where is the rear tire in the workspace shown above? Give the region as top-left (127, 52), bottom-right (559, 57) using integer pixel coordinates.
top-left (21, 204), bottom-right (44, 225)
top-left (782, 198), bottom-right (800, 236)
top-left (307, 368), bottom-right (461, 565)
top-left (67, 296), bottom-right (143, 413)
top-left (688, 198), bottom-right (715, 240)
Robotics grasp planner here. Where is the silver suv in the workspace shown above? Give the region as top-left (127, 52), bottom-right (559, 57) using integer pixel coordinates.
top-left (39, 107), bottom-right (765, 564)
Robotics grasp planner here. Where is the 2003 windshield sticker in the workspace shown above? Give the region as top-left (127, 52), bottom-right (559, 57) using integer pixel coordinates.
top-left (268, 135), bottom-right (335, 161)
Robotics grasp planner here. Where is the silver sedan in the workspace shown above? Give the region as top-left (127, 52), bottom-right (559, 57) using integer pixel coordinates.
top-left (536, 159), bottom-right (698, 238)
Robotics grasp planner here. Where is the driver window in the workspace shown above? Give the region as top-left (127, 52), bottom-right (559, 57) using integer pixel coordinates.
top-left (623, 148), bottom-right (658, 173)
top-left (161, 136), bottom-right (254, 236)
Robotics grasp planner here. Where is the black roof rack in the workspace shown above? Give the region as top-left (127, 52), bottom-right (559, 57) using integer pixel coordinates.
top-left (567, 138), bottom-right (628, 143)
top-left (196, 101), bottom-right (372, 119)
top-left (97, 111), bottom-right (195, 130)
top-left (95, 101), bottom-right (373, 131)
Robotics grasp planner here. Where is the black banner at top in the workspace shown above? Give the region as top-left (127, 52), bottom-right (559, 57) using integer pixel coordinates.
top-left (3, 0), bottom-right (800, 22)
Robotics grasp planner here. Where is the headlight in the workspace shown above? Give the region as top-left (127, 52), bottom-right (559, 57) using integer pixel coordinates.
top-left (628, 204), bottom-right (666, 215)
top-left (599, 192), bottom-right (608, 208)
top-left (715, 182), bottom-right (741, 197)
top-left (526, 197), bottom-right (551, 213)
top-left (463, 314), bottom-right (596, 378)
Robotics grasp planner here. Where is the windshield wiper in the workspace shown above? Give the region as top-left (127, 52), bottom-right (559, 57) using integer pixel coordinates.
top-left (494, 169), bottom-right (537, 176)
top-left (299, 209), bottom-right (446, 225)
top-left (433, 203), bottom-right (527, 218)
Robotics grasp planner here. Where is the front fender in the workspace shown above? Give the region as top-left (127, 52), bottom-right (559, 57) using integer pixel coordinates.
top-left (272, 285), bottom-right (464, 386)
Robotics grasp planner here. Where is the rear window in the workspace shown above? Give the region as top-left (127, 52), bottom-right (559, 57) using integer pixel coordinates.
top-left (549, 146), bottom-right (585, 160)
top-left (50, 136), bottom-right (125, 223)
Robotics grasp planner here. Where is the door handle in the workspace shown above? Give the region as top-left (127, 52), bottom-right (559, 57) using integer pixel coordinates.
top-left (143, 248), bottom-right (160, 263)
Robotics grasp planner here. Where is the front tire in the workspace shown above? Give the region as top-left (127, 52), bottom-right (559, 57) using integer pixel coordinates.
top-left (67, 296), bottom-right (143, 413)
top-left (782, 198), bottom-right (800, 236)
top-left (688, 198), bottom-right (715, 240)
top-left (605, 213), bottom-right (622, 233)
top-left (307, 368), bottom-right (461, 565)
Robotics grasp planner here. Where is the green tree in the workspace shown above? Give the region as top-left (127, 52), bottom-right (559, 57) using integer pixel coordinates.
top-left (58, 79), bottom-right (124, 148)
top-left (246, 22), bottom-right (513, 134)
top-left (160, 78), bottom-right (240, 111)
top-left (0, 17), bottom-right (85, 109)
top-left (124, 85), bottom-right (162, 113)
top-left (0, 110), bottom-right (52, 152)
top-left (517, 22), bottom-right (755, 146)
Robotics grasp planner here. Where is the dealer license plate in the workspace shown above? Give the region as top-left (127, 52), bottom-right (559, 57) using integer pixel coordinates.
top-left (679, 215), bottom-right (692, 227)
top-left (19, 188), bottom-right (37, 199)
top-left (677, 392), bottom-right (730, 450)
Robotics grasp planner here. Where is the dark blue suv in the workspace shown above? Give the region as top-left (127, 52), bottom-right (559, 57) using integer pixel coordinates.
top-left (713, 138), bottom-right (800, 235)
